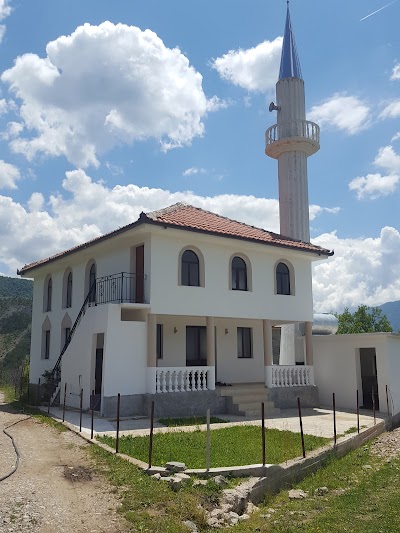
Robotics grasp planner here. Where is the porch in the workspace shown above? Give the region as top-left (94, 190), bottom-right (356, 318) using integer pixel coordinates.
top-left (145, 314), bottom-right (315, 396)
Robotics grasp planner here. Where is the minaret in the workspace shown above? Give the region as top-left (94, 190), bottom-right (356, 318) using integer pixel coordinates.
top-left (265, 3), bottom-right (320, 366)
top-left (265, 2), bottom-right (319, 243)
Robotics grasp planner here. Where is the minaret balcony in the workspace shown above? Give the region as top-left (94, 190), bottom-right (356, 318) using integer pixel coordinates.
top-left (265, 119), bottom-right (320, 159)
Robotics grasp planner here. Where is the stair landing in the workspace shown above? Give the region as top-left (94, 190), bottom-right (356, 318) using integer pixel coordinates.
top-left (218, 382), bottom-right (280, 417)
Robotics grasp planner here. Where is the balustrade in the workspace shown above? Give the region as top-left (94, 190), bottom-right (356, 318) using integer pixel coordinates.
top-left (155, 367), bottom-right (212, 393)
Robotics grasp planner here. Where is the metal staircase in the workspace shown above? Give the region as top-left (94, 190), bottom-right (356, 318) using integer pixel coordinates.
top-left (45, 282), bottom-right (95, 403)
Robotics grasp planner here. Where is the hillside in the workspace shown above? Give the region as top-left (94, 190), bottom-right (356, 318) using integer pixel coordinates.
top-left (0, 275), bottom-right (33, 298)
top-left (0, 276), bottom-right (33, 371)
top-left (379, 301), bottom-right (400, 333)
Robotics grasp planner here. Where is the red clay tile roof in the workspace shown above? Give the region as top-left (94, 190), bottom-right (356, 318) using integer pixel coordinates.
top-left (145, 203), bottom-right (333, 255)
top-left (18, 202), bottom-right (333, 275)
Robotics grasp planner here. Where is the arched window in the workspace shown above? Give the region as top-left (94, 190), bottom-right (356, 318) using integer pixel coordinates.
top-left (46, 277), bottom-right (52, 312)
top-left (276, 262), bottom-right (291, 295)
top-left (231, 256), bottom-right (247, 291)
top-left (66, 272), bottom-right (73, 308)
top-left (181, 250), bottom-right (200, 287)
top-left (89, 263), bottom-right (96, 303)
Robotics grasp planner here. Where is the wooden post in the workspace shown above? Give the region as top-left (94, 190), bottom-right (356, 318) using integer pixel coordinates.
top-left (261, 402), bottom-right (266, 466)
top-left (62, 383), bottom-right (67, 423)
top-left (297, 397), bottom-right (306, 459)
top-left (79, 389), bottom-right (83, 432)
top-left (356, 389), bottom-right (360, 434)
top-left (47, 393), bottom-right (51, 414)
top-left (148, 400), bottom-right (155, 469)
top-left (206, 409), bottom-right (211, 471)
top-left (116, 393), bottom-right (121, 453)
top-left (333, 392), bottom-right (337, 446)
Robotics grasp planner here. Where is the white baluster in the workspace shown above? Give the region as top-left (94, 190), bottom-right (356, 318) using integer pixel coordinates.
top-left (288, 368), bottom-right (293, 387)
top-left (203, 370), bottom-right (207, 391)
top-left (173, 371), bottom-right (178, 392)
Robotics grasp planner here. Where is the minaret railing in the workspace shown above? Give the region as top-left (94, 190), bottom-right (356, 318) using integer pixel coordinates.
top-left (265, 119), bottom-right (320, 147)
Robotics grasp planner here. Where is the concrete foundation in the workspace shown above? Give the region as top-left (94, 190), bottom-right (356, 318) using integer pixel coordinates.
top-left (102, 390), bottom-right (228, 418)
top-left (269, 385), bottom-right (319, 409)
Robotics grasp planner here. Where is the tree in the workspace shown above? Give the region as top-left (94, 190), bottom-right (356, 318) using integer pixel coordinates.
top-left (336, 305), bottom-right (393, 334)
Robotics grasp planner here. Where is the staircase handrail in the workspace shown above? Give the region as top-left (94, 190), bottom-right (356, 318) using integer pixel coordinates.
top-left (51, 280), bottom-right (96, 378)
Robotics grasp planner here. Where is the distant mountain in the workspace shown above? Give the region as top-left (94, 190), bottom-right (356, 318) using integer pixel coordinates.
top-left (0, 276), bottom-right (33, 372)
top-left (0, 275), bottom-right (33, 298)
top-left (379, 301), bottom-right (400, 333)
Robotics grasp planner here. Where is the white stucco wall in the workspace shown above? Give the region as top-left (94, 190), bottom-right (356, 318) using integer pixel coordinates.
top-left (149, 228), bottom-right (315, 322)
top-left (156, 316), bottom-right (264, 384)
top-left (383, 336), bottom-right (400, 414)
top-left (313, 333), bottom-right (396, 413)
top-left (102, 305), bottom-right (147, 398)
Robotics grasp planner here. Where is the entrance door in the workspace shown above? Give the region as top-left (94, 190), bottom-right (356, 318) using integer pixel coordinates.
top-left (186, 326), bottom-right (207, 366)
top-left (360, 348), bottom-right (379, 410)
top-left (135, 245), bottom-right (144, 303)
top-left (93, 348), bottom-right (103, 411)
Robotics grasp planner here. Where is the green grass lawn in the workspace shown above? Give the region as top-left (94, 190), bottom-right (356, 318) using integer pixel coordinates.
top-left (233, 441), bottom-right (400, 532)
top-left (98, 426), bottom-right (329, 468)
top-left (158, 416), bottom-right (229, 427)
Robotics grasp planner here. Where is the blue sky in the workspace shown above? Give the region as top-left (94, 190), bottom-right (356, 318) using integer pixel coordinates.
top-left (0, 0), bottom-right (399, 312)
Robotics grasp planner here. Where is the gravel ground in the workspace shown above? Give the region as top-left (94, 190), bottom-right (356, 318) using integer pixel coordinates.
top-left (370, 425), bottom-right (400, 461)
top-left (0, 393), bottom-right (128, 532)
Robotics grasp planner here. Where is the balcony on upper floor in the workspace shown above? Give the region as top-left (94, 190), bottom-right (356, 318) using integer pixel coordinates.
top-left (265, 119), bottom-right (320, 159)
top-left (91, 272), bottom-right (149, 306)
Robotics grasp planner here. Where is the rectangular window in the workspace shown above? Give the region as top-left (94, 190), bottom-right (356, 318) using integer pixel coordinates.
top-left (156, 324), bottom-right (163, 359)
top-left (237, 327), bottom-right (252, 358)
top-left (44, 330), bottom-right (50, 360)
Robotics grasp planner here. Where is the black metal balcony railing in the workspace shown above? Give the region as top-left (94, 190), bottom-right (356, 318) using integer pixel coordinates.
top-left (93, 272), bottom-right (147, 305)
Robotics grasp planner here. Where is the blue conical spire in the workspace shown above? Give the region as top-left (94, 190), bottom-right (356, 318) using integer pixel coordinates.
top-left (279, 3), bottom-right (302, 80)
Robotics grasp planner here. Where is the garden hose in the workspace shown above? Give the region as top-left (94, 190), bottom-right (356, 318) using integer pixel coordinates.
top-left (0, 416), bottom-right (31, 482)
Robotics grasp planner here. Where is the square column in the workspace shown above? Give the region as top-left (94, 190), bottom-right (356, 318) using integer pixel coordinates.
top-left (263, 319), bottom-right (274, 387)
top-left (305, 321), bottom-right (314, 365)
top-left (146, 313), bottom-right (157, 393)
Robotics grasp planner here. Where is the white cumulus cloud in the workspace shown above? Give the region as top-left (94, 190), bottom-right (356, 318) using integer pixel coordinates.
top-left (308, 93), bottom-right (371, 135)
top-left (0, 159), bottom-right (20, 189)
top-left (348, 145), bottom-right (400, 199)
top-left (211, 37), bottom-right (282, 92)
top-left (0, 0), bottom-right (11, 43)
top-left (1, 22), bottom-right (218, 167)
top-left (182, 167), bottom-right (206, 176)
top-left (391, 63), bottom-right (400, 80)
top-left (313, 227), bottom-right (400, 312)
top-left (1, 169), bottom-right (338, 275)
top-left (380, 100), bottom-right (400, 119)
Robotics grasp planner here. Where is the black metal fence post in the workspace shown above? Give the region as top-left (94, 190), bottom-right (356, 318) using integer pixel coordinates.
top-left (261, 402), bottom-right (266, 466)
top-left (79, 389), bottom-right (83, 432)
top-left (372, 386), bottom-right (376, 425)
top-left (148, 400), bottom-right (155, 468)
top-left (90, 389), bottom-right (94, 440)
top-left (386, 385), bottom-right (390, 418)
top-left (116, 393), bottom-right (121, 453)
top-left (62, 383), bottom-right (67, 422)
top-left (333, 392), bottom-right (337, 446)
top-left (297, 397), bottom-right (306, 458)
top-left (357, 389), bottom-right (360, 434)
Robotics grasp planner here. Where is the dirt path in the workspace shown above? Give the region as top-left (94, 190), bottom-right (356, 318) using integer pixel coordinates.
top-left (0, 393), bottom-right (128, 532)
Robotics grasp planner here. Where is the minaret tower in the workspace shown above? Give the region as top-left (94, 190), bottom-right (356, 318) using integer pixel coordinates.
top-left (265, 3), bottom-right (320, 366)
top-left (265, 2), bottom-right (319, 242)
